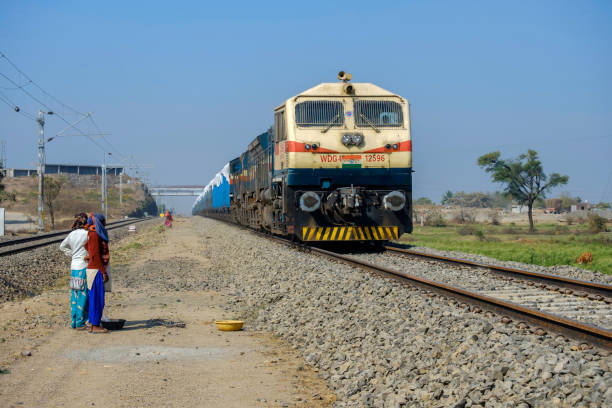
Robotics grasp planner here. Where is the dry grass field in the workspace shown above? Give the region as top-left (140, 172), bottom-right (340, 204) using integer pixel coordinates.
top-left (2, 174), bottom-right (154, 230)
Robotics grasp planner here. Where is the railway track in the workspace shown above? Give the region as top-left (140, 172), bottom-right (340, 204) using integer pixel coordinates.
top-left (379, 246), bottom-right (612, 327)
top-left (251, 231), bottom-right (612, 351)
top-left (0, 217), bottom-right (151, 258)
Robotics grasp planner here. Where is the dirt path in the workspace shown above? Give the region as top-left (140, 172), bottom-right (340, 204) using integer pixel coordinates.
top-left (0, 218), bottom-right (334, 407)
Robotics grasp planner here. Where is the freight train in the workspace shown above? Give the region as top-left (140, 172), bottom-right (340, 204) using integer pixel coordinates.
top-left (192, 72), bottom-right (413, 242)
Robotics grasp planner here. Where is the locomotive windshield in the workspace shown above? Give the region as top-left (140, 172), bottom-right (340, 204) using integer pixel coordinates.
top-left (354, 100), bottom-right (403, 127)
top-left (295, 100), bottom-right (344, 127)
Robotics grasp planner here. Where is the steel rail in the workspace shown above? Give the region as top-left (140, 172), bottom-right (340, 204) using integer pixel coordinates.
top-left (0, 218), bottom-right (151, 258)
top-left (198, 217), bottom-right (612, 350)
top-left (384, 246), bottom-right (612, 300)
top-left (0, 218), bottom-right (142, 249)
top-left (255, 233), bottom-right (612, 350)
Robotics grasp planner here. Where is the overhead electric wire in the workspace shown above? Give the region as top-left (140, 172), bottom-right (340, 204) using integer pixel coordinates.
top-left (89, 114), bottom-right (124, 158)
top-left (0, 70), bottom-right (111, 153)
top-left (0, 51), bottom-right (86, 117)
top-left (0, 53), bottom-right (126, 158)
top-left (0, 89), bottom-right (36, 121)
top-left (0, 71), bottom-right (57, 114)
top-left (0, 80), bottom-right (31, 90)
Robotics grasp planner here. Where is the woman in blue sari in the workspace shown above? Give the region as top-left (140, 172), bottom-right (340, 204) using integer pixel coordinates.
top-left (84, 213), bottom-right (110, 333)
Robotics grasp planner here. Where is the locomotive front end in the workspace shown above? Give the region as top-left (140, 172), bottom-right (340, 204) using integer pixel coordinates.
top-left (275, 72), bottom-right (413, 241)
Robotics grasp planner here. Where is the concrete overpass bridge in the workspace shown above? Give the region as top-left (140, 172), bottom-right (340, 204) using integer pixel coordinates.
top-left (149, 185), bottom-right (204, 197)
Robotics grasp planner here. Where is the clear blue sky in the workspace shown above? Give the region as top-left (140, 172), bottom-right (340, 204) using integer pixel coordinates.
top-left (1, 1), bottom-right (611, 213)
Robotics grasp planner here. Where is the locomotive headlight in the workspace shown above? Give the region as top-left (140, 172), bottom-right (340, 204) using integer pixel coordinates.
top-left (341, 133), bottom-right (364, 147)
top-left (342, 134), bottom-right (352, 146)
top-left (351, 134), bottom-right (364, 146)
top-left (383, 191), bottom-right (406, 211)
top-left (392, 144), bottom-right (398, 150)
top-left (305, 144), bottom-right (311, 150)
top-left (299, 191), bottom-right (321, 212)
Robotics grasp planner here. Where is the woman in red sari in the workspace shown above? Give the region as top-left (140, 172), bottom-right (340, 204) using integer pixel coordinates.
top-left (165, 210), bottom-right (173, 228)
top-left (84, 213), bottom-right (110, 333)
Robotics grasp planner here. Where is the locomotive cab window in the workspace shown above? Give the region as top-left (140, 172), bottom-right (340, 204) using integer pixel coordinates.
top-left (274, 110), bottom-right (286, 141)
top-left (295, 100), bottom-right (344, 127)
top-left (355, 100), bottom-right (403, 127)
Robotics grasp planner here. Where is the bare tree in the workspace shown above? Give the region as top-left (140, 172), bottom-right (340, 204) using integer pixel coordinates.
top-left (44, 177), bottom-right (64, 230)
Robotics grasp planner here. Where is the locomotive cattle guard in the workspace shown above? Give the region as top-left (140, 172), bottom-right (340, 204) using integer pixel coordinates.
top-left (193, 72), bottom-right (413, 242)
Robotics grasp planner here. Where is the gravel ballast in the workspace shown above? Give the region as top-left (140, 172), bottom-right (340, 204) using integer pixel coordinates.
top-left (0, 219), bottom-right (157, 304)
top-left (404, 246), bottom-right (612, 285)
top-left (191, 217), bottom-right (612, 408)
top-left (347, 251), bottom-right (612, 329)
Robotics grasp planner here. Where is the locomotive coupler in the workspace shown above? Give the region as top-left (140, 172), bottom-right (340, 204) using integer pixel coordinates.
top-left (322, 185), bottom-right (366, 220)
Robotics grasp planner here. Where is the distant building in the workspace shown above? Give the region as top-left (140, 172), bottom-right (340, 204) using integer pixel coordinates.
top-left (571, 202), bottom-right (590, 212)
top-left (2, 163), bottom-right (124, 177)
top-left (511, 204), bottom-right (527, 214)
top-left (545, 198), bottom-right (563, 213)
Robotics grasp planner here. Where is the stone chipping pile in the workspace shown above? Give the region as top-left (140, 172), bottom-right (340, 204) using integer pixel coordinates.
top-left (192, 217), bottom-right (612, 408)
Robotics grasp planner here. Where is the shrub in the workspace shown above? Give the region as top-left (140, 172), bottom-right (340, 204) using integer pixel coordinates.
top-left (458, 225), bottom-right (477, 236)
top-left (588, 214), bottom-right (608, 233)
top-left (415, 197), bottom-right (434, 205)
top-left (577, 216), bottom-right (589, 225)
top-left (453, 209), bottom-right (476, 224)
top-left (424, 209), bottom-right (446, 227)
top-left (488, 211), bottom-right (500, 225)
top-left (474, 229), bottom-right (486, 241)
top-left (555, 225), bottom-right (570, 235)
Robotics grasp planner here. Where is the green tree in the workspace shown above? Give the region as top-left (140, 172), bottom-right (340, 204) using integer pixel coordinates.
top-left (489, 191), bottom-right (513, 208)
top-left (477, 149), bottom-right (568, 232)
top-left (440, 191), bottom-right (453, 205)
top-left (0, 170), bottom-right (15, 204)
top-left (44, 176), bottom-right (64, 230)
top-left (594, 202), bottom-right (611, 210)
top-left (415, 197), bottom-right (434, 205)
top-left (445, 191), bottom-right (493, 208)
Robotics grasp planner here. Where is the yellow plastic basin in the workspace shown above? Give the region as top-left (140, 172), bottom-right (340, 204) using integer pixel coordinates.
top-left (215, 320), bottom-right (244, 331)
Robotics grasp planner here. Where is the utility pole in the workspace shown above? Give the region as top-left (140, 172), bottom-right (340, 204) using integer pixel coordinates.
top-left (101, 152), bottom-right (112, 220)
top-left (119, 169), bottom-right (123, 215)
top-left (36, 111), bottom-right (46, 233)
top-left (0, 140), bottom-right (6, 169)
top-left (101, 154), bottom-right (106, 219)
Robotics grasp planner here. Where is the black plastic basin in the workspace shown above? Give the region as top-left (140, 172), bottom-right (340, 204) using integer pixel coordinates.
top-left (100, 318), bottom-right (126, 330)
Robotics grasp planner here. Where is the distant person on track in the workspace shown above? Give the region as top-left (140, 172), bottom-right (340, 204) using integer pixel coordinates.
top-left (165, 210), bottom-right (173, 228)
top-left (84, 213), bottom-right (110, 333)
top-left (59, 213), bottom-right (89, 330)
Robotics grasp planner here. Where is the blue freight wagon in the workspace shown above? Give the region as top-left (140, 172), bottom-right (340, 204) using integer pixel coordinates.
top-left (192, 163), bottom-right (232, 219)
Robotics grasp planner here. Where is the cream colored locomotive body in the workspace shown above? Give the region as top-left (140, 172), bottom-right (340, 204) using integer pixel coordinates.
top-left (273, 82), bottom-right (412, 172)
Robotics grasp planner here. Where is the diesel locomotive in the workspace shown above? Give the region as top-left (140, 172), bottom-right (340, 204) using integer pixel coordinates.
top-left (192, 72), bottom-right (413, 242)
